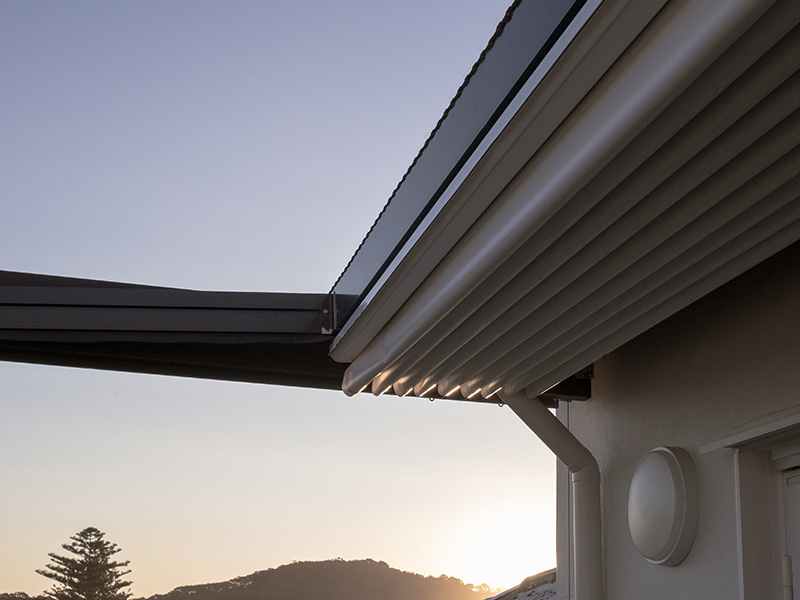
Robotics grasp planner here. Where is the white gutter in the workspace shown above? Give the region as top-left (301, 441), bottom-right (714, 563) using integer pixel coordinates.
top-left (502, 392), bottom-right (601, 600)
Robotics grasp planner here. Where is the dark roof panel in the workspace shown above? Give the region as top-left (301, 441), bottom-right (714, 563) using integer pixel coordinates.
top-left (0, 271), bottom-right (346, 390)
top-left (331, 0), bottom-right (588, 323)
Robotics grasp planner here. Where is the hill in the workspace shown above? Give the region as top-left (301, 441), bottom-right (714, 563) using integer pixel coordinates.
top-left (2, 560), bottom-right (562, 600)
top-left (142, 559), bottom-right (491, 600)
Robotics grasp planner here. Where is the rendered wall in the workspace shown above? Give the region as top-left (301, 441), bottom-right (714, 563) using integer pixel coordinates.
top-left (562, 240), bottom-right (800, 599)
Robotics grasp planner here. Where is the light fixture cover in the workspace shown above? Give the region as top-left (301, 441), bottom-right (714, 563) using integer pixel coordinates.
top-left (628, 446), bottom-right (700, 566)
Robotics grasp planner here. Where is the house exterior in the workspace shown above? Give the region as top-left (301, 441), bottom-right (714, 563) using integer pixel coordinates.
top-left (2, 0), bottom-right (799, 599)
top-left (557, 240), bottom-right (800, 600)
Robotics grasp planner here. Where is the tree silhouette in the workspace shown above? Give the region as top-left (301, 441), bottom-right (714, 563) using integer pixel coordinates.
top-left (37, 527), bottom-right (132, 600)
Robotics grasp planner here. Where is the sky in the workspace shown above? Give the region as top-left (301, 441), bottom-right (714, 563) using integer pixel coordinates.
top-left (0, 1), bottom-right (557, 596)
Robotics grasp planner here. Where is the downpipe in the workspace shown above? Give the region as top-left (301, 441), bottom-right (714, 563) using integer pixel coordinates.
top-left (502, 392), bottom-right (602, 600)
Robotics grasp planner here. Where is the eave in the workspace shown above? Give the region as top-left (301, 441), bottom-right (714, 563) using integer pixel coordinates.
top-left (333, 0), bottom-right (800, 400)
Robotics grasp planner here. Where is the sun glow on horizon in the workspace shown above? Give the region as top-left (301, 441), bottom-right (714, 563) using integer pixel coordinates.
top-left (438, 494), bottom-right (556, 591)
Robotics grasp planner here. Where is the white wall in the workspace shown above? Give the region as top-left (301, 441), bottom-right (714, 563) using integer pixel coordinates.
top-left (562, 240), bottom-right (800, 599)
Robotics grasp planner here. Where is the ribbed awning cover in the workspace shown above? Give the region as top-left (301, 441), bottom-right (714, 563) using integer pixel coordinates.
top-left (334, 0), bottom-right (800, 401)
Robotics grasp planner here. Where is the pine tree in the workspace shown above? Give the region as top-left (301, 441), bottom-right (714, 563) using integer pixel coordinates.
top-left (36, 527), bottom-right (132, 600)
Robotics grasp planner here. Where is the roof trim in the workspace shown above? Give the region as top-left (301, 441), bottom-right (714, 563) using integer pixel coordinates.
top-left (0, 271), bottom-right (346, 390)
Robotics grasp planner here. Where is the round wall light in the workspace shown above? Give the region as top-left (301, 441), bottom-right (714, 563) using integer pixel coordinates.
top-left (628, 446), bottom-right (700, 566)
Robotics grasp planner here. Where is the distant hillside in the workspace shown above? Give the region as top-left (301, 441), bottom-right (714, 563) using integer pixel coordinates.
top-left (2, 560), bottom-right (560, 600)
top-left (141, 559), bottom-right (492, 600)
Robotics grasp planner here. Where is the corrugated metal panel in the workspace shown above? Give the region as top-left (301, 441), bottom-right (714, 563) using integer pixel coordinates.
top-left (339, 0), bottom-right (800, 400)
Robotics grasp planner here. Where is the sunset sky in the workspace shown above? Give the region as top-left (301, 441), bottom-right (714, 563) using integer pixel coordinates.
top-left (0, 1), bottom-right (556, 595)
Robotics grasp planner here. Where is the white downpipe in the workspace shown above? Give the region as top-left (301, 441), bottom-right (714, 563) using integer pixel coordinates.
top-left (503, 392), bottom-right (601, 600)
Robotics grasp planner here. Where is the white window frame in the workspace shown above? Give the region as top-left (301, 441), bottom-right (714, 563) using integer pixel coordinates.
top-left (701, 409), bottom-right (800, 600)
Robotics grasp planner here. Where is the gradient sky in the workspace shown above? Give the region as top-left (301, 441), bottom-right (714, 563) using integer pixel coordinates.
top-left (0, 2), bottom-right (556, 595)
